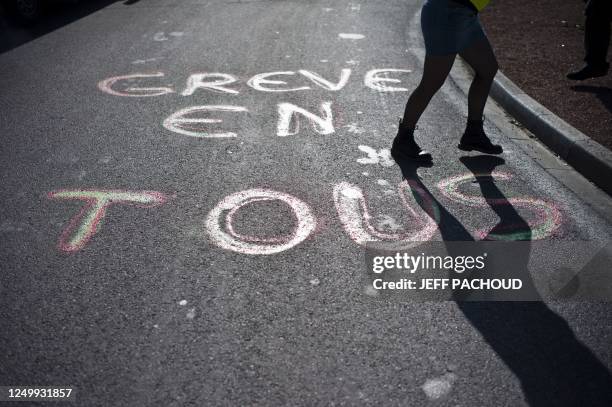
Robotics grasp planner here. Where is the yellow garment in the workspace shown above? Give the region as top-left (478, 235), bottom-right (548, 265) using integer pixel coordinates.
top-left (470, 0), bottom-right (490, 11)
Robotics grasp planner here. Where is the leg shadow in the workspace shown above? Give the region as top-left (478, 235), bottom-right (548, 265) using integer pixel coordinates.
top-left (396, 156), bottom-right (612, 406)
top-left (571, 85), bottom-right (612, 114)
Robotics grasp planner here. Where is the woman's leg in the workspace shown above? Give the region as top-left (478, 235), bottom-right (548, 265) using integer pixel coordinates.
top-left (457, 37), bottom-right (503, 154)
top-left (392, 53), bottom-right (455, 162)
top-left (458, 38), bottom-right (499, 121)
top-left (401, 53), bottom-right (457, 128)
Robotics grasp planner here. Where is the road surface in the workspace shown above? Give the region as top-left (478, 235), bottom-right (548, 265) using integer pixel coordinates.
top-left (1, 0), bottom-right (612, 405)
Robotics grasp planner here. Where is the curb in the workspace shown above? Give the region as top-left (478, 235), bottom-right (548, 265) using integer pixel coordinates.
top-left (489, 71), bottom-right (612, 196)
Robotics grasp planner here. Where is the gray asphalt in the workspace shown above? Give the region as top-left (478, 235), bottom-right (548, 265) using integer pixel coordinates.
top-left (1, 1), bottom-right (612, 406)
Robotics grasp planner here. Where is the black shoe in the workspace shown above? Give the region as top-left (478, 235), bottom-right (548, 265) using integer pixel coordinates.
top-left (391, 120), bottom-right (432, 163)
top-left (567, 63), bottom-right (609, 80)
top-left (458, 120), bottom-right (503, 155)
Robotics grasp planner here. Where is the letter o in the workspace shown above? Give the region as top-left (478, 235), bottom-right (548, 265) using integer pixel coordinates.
top-left (205, 189), bottom-right (316, 255)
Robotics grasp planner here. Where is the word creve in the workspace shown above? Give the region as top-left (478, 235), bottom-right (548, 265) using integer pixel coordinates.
top-left (98, 68), bottom-right (412, 97)
top-left (98, 68), bottom-right (412, 138)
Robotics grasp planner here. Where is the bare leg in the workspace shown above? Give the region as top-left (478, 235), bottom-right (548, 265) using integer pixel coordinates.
top-left (459, 38), bottom-right (499, 121)
top-left (401, 53), bottom-right (456, 128)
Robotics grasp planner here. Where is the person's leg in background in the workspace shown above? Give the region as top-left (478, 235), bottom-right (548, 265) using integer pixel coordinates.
top-left (459, 38), bottom-right (498, 122)
top-left (584, 0), bottom-right (611, 70)
top-left (457, 38), bottom-right (503, 154)
top-left (567, 0), bottom-right (612, 80)
top-left (391, 53), bottom-right (455, 162)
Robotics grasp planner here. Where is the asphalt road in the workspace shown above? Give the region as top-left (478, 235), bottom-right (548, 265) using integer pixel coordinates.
top-left (1, 1), bottom-right (612, 406)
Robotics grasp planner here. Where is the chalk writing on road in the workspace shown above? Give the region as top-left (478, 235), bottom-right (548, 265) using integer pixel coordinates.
top-left (99, 68), bottom-right (414, 139)
top-left (205, 189), bottom-right (317, 255)
top-left (44, 66), bottom-right (565, 254)
top-left (163, 105), bottom-right (249, 138)
top-left (99, 69), bottom-right (406, 96)
top-left (333, 181), bottom-right (439, 250)
top-left (49, 172), bottom-right (561, 254)
top-left (438, 172), bottom-right (562, 241)
top-left (48, 190), bottom-right (169, 253)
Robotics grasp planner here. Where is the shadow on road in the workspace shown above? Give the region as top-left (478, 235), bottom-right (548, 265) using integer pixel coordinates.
top-left (397, 155), bottom-right (612, 406)
top-left (0, 0), bottom-right (138, 55)
top-left (571, 85), bottom-right (612, 115)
